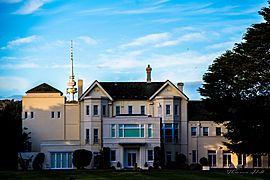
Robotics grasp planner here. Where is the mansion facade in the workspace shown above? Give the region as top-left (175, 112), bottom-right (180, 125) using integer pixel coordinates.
top-left (21, 45), bottom-right (269, 169)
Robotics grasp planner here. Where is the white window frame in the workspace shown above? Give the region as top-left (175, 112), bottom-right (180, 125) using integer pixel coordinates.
top-left (50, 152), bottom-right (73, 169)
top-left (110, 150), bottom-right (116, 162)
top-left (147, 150), bottom-right (154, 161)
top-left (93, 105), bottom-right (98, 116)
top-left (111, 124), bottom-right (116, 138)
top-left (166, 104), bottom-right (171, 115)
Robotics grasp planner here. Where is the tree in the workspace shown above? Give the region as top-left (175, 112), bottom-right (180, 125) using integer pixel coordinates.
top-left (32, 153), bottom-right (45, 170)
top-left (0, 100), bottom-right (22, 170)
top-left (199, 2), bottom-right (270, 155)
top-left (72, 149), bottom-right (92, 169)
top-left (20, 127), bottom-right (31, 152)
top-left (99, 147), bottom-right (110, 169)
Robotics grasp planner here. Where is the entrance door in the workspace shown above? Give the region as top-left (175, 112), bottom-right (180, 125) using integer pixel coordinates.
top-left (127, 153), bottom-right (136, 167)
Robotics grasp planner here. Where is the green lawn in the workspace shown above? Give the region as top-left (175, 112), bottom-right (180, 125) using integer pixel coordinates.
top-left (0, 169), bottom-right (269, 180)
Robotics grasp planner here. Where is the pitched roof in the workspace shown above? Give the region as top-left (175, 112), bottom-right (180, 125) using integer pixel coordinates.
top-left (99, 82), bottom-right (165, 100)
top-left (26, 83), bottom-right (63, 95)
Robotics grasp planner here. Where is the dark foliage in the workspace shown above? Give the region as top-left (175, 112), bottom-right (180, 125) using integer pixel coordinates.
top-left (199, 157), bottom-right (208, 166)
top-left (199, 2), bottom-right (270, 154)
top-left (189, 163), bottom-right (202, 170)
top-left (99, 147), bottom-right (111, 169)
top-left (0, 100), bottom-right (22, 170)
top-left (175, 153), bottom-right (187, 169)
top-left (116, 161), bottom-right (121, 168)
top-left (153, 146), bottom-right (164, 169)
top-left (18, 153), bottom-right (33, 171)
top-left (72, 149), bottom-right (92, 169)
top-left (32, 153), bottom-right (45, 170)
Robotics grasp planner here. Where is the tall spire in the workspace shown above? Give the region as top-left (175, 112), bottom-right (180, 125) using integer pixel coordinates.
top-left (66, 40), bottom-right (77, 101)
top-left (70, 40), bottom-right (74, 79)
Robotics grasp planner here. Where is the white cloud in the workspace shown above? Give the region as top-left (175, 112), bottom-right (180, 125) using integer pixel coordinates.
top-left (155, 32), bottom-right (205, 47)
top-left (14, 0), bottom-right (51, 15)
top-left (0, 62), bottom-right (40, 69)
top-left (122, 32), bottom-right (169, 47)
top-left (153, 0), bottom-right (170, 5)
top-left (0, 0), bottom-right (22, 3)
top-left (78, 36), bottom-right (97, 45)
top-left (206, 41), bottom-right (235, 50)
top-left (153, 18), bottom-right (182, 23)
top-left (0, 76), bottom-right (30, 92)
top-left (1, 35), bottom-right (38, 49)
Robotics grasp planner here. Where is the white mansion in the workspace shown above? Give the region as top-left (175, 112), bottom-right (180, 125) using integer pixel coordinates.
top-left (22, 44), bottom-right (270, 169)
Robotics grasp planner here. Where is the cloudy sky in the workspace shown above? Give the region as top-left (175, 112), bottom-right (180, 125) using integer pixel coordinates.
top-left (0, 0), bottom-right (267, 100)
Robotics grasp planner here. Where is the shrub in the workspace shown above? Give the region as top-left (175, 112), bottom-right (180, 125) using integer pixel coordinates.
top-left (189, 163), bottom-right (202, 170)
top-left (18, 153), bottom-right (33, 171)
top-left (99, 147), bottom-right (110, 169)
top-left (154, 146), bottom-right (164, 169)
top-left (199, 157), bottom-right (208, 166)
top-left (144, 162), bottom-right (148, 167)
top-left (116, 161), bottom-right (121, 168)
top-left (32, 153), bottom-right (45, 170)
top-left (72, 149), bottom-right (92, 169)
top-left (175, 153), bottom-right (187, 168)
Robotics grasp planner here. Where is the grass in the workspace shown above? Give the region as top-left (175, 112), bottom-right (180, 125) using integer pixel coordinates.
top-left (0, 169), bottom-right (269, 180)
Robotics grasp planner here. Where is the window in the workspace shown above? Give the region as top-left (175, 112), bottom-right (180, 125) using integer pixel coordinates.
top-left (174, 123), bottom-right (179, 143)
top-left (208, 150), bottom-right (217, 167)
top-left (162, 123), bottom-right (178, 143)
top-left (192, 150), bottom-right (197, 163)
top-left (148, 124), bottom-right (153, 138)
top-left (24, 112), bottom-right (28, 119)
top-left (141, 106), bottom-right (145, 115)
top-left (51, 112), bottom-right (55, 118)
top-left (30, 112), bottom-right (34, 119)
top-left (110, 150), bottom-right (116, 162)
top-left (166, 105), bottom-right (170, 115)
top-left (203, 127), bottom-right (209, 136)
top-left (128, 106), bottom-right (132, 114)
top-left (102, 105), bottom-right (106, 116)
top-left (93, 129), bottom-right (99, 144)
top-left (174, 105), bottom-right (178, 115)
top-left (223, 151), bottom-right (232, 168)
top-left (216, 127), bottom-right (221, 136)
top-left (253, 155), bottom-right (262, 167)
top-left (85, 129), bottom-right (90, 144)
top-left (50, 152), bottom-right (73, 169)
top-left (148, 150), bottom-right (153, 161)
top-left (111, 124), bottom-right (116, 138)
top-left (118, 124), bottom-right (144, 138)
top-left (238, 154), bottom-right (246, 167)
top-left (166, 151), bottom-right (172, 162)
top-left (116, 106), bottom-right (120, 116)
top-left (93, 105), bottom-right (98, 116)
top-left (57, 111), bottom-right (61, 118)
top-left (191, 127), bottom-right (197, 136)
top-left (86, 105), bottom-right (90, 115)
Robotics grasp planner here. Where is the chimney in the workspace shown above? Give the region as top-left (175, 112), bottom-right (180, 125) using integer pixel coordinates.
top-left (78, 79), bottom-right (83, 98)
top-left (177, 82), bottom-right (184, 92)
top-left (146, 64), bottom-right (152, 83)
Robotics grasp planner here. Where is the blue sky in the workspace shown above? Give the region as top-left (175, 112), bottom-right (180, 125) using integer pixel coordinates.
top-left (0, 0), bottom-right (267, 100)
